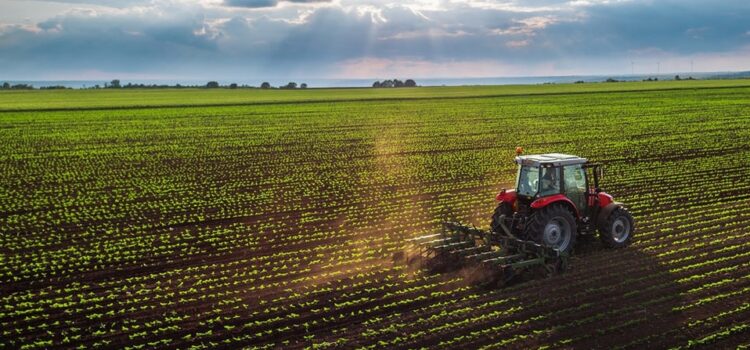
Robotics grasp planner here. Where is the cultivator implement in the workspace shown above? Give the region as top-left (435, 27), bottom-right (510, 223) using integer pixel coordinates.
top-left (410, 222), bottom-right (568, 286)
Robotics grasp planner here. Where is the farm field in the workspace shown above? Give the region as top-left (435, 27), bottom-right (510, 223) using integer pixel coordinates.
top-left (1, 80), bottom-right (750, 349)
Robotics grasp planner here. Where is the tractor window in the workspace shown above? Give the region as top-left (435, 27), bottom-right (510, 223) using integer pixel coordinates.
top-left (516, 165), bottom-right (539, 197)
top-left (539, 167), bottom-right (560, 197)
top-left (564, 164), bottom-right (587, 211)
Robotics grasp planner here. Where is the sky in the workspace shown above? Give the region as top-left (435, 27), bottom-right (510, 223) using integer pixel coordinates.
top-left (0, 0), bottom-right (749, 81)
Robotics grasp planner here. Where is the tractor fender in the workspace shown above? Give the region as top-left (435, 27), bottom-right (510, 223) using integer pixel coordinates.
top-left (495, 189), bottom-right (517, 203)
top-left (597, 202), bottom-right (624, 230)
top-left (597, 192), bottom-right (614, 207)
top-left (530, 194), bottom-right (580, 218)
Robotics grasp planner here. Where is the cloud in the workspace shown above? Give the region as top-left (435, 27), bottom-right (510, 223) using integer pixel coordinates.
top-left (532, 0), bottom-right (750, 60)
top-left (30, 0), bottom-right (153, 8)
top-left (0, 4), bottom-right (218, 78)
top-left (0, 0), bottom-right (748, 80)
top-left (490, 16), bottom-right (558, 36)
top-left (224, 0), bottom-right (331, 9)
top-left (224, 0), bottom-right (278, 8)
top-left (334, 57), bottom-right (523, 79)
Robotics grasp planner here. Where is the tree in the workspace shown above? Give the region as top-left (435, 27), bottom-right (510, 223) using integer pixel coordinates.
top-left (404, 79), bottom-right (416, 87)
top-left (282, 82), bottom-right (297, 89)
top-left (674, 75), bottom-right (681, 81)
top-left (11, 84), bottom-right (33, 89)
top-left (206, 81), bottom-right (220, 88)
top-left (372, 81), bottom-right (381, 88)
top-left (261, 82), bottom-right (271, 89)
top-left (229, 83), bottom-right (238, 89)
top-left (300, 83), bottom-right (307, 89)
top-left (110, 79), bottom-right (121, 88)
top-left (381, 80), bottom-right (394, 88)
top-left (393, 79), bottom-right (404, 87)
top-left (2, 82), bottom-right (9, 89)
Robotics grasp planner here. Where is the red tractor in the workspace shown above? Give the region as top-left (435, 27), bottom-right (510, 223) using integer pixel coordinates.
top-left (412, 151), bottom-right (634, 283)
top-left (490, 152), bottom-right (634, 254)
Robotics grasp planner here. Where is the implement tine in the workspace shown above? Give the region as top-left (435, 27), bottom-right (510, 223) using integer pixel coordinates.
top-left (467, 250), bottom-right (501, 260)
top-left (433, 241), bottom-right (474, 252)
top-left (420, 237), bottom-right (458, 246)
top-left (482, 253), bottom-right (524, 265)
top-left (407, 233), bottom-right (444, 242)
top-left (442, 221), bottom-right (486, 239)
top-left (452, 246), bottom-right (487, 255)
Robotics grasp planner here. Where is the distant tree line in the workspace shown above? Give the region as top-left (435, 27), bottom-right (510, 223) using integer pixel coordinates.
top-left (372, 79), bottom-right (417, 88)
top-left (6, 75), bottom-right (704, 91)
top-left (258, 82), bottom-right (307, 89)
top-left (673, 75), bottom-right (695, 81)
top-left (1, 82), bottom-right (36, 90)
top-left (0, 80), bottom-right (313, 90)
top-left (102, 80), bottom-right (309, 89)
top-left (1, 82), bottom-right (70, 90)
top-left (599, 76), bottom-right (699, 83)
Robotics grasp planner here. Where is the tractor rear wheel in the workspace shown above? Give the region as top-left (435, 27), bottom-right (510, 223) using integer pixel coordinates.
top-left (524, 203), bottom-right (577, 254)
top-left (490, 202), bottom-right (513, 234)
top-left (600, 207), bottom-right (634, 248)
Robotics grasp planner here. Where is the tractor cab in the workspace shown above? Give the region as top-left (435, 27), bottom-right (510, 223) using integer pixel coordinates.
top-left (514, 153), bottom-right (595, 216)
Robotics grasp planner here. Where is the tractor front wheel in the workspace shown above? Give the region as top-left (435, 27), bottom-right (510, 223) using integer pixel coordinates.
top-left (600, 207), bottom-right (634, 248)
top-left (524, 203), bottom-right (577, 254)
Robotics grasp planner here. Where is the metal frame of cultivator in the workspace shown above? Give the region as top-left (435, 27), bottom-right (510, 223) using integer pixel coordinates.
top-left (411, 222), bottom-right (568, 287)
